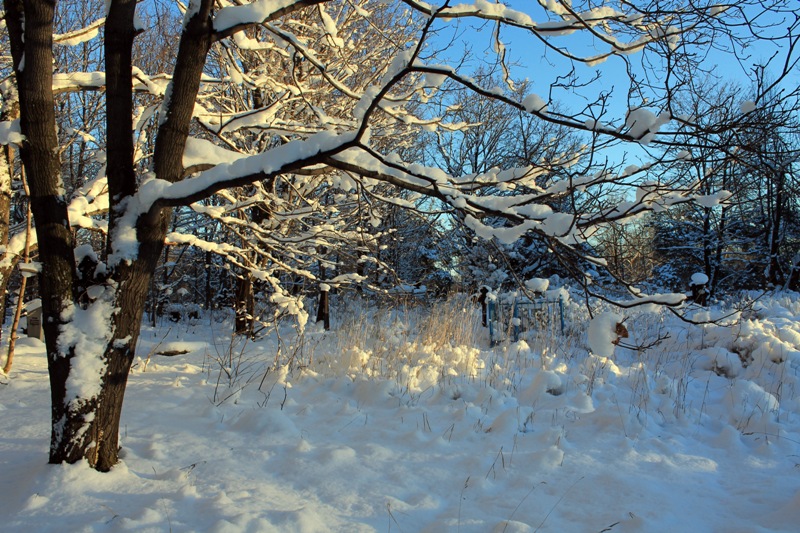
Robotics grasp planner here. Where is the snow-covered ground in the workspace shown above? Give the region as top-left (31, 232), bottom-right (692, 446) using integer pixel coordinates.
top-left (1, 292), bottom-right (799, 532)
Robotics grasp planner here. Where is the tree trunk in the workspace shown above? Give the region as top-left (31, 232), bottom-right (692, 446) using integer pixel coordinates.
top-left (316, 286), bottom-right (330, 330)
top-left (90, 255), bottom-right (161, 470)
top-left (710, 167), bottom-right (730, 298)
top-left (766, 171), bottom-right (785, 287)
top-left (205, 250), bottom-right (213, 313)
top-left (702, 206), bottom-right (712, 284)
top-left (4, 0), bottom-right (216, 470)
top-left (75, 0), bottom-right (215, 470)
top-left (234, 273), bottom-right (254, 336)
top-left (8, 0), bottom-right (335, 471)
top-left (2, 273), bottom-right (26, 375)
top-left (316, 252), bottom-right (329, 329)
top-left (5, 0), bottom-right (87, 464)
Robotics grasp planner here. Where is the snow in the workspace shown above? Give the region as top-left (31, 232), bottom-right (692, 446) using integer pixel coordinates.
top-left (318, 5), bottom-right (344, 48)
top-left (709, 4), bottom-right (731, 17)
top-left (214, 0), bottom-right (308, 32)
top-left (624, 108), bottom-right (671, 144)
top-left (436, 0), bottom-right (535, 27)
top-left (522, 93), bottom-right (547, 113)
top-left (52, 72), bottom-right (106, 92)
top-left (354, 86), bottom-right (381, 120)
top-left (23, 298), bottom-right (41, 312)
top-left (18, 262), bottom-right (41, 278)
top-left (0, 119), bottom-right (24, 145)
top-left (108, 130), bottom-right (360, 266)
top-left (695, 190), bottom-right (731, 208)
top-left (382, 49), bottom-right (415, 85)
top-left (3, 292), bottom-right (800, 532)
top-left (54, 26), bottom-right (99, 46)
top-left (524, 277), bottom-right (549, 293)
top-left (691, 272), bottom-right (709, 285)
top-left (740, 100), bottom-right (757, 113)
top-left (587, 311), bottom-right (622, 357)
top-left (183, 137), bottom-right (248, 168)
top-left (57, 296), bottom-right (116, 408)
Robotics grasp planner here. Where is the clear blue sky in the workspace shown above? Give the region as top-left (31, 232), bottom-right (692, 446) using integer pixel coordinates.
top-left (423, 0), bottom-right (798, 170)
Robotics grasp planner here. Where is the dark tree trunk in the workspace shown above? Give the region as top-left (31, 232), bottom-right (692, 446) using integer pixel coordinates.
top-left (478, 286), bottom-right (489, 327)
top-left (702, 206), bottom-right (712, 285)
top-left (766, 171), bottom-right (785, 287)
top-left (356, 261), bottom-right (365, 293)
top-left (81, 0), bottom-right (215, 471)
top-left (316, 288), bottom-right (330, 330)
top-left (8, 0), bottom-right (321, 472)
top-left (205, 251), bottom-right (213, 312)
top-left (316, 251), bottom-right (329, 329)
top-left (234, 273), bottom-right (254, 336)
top-left (5, 0), bottom-right (86, 464)
top-left (105, 0), bottom-right (138, 245)
top-left (4, 0), bottom-right (216, 470)
top-left (710, 167), bottom-right (730, 298)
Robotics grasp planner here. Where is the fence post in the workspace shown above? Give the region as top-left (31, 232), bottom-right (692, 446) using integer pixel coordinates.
top-left (316, 283), bottom-right (330, 330)
top-left (488, 299), bottom-right (495, 345)
top-left (512, 301), bottom-right (520, 342)
top-left (478, 286), bottom-right (489, 327)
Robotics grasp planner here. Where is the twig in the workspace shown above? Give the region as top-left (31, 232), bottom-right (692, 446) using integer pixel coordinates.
top-left (457, 476), bottom-right (469, 533)
top-left (386, 501), bottom-right (404, 533)
top-left (142, 327), bottom-right (172, 372)
top-left (534, 476), bottom-right (584, 532)
top-left (502, 483), bottom-right (538, 533)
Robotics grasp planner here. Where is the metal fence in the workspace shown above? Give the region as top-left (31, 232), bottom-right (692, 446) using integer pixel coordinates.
top-left (487, 297), bottom-right (564, 345)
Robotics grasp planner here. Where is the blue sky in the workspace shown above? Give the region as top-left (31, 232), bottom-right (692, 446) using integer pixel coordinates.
top-left (425, 1), bottom-right (797, 117)
top-left (420, 0), bottom-right (798, 172)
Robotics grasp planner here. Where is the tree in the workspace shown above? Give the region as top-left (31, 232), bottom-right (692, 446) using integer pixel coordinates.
top-left (650, 78), bottom-right (746, 294)
top-left (3, 0), bottom-right (798, 472)
top-left (652, 76), bottom-right (800, 294)
top-left (178, 0), bottom-right (428, 333)
top-left (423, 74), bottom-right (586, 288)
top-left (735, 86), bottom-right (800, 289)
top-left (592, 215), bottom-right (658, 284)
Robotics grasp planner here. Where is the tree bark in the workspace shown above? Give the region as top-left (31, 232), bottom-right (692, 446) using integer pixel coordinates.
top-left (316, 252), bottom-right (330, 330)
top-left (205, 251), bottom-right (213, 313)
top-left (234, 273), bottom-right (255, 336)
top-left (766, 170), bottom-right (785, 287)
top-left (79, 0), bottom-right (216, 471)
top-left (316, 287), bottom-right (330, 331)
top-left (9, 0), bottom-right (330, 471)
top-left (105, 0), bottom-right (138, 249)
top-left (5, 0), bottom-right (87, 464)
top-left (4, 0), bottom-right (216, 470)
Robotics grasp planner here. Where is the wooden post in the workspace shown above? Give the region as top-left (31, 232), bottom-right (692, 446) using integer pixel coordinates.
top-left (478, 286), bottom-right (489, 327)
top-left (316, 283), bottom-right (330, 330)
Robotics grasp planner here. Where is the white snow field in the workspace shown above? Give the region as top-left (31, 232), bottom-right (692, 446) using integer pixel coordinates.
top-left (2, 293), bottom-right (800, 532)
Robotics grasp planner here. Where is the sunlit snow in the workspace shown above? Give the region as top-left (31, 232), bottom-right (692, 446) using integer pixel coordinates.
top-left (3, 292), bottom-right (800, 531)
